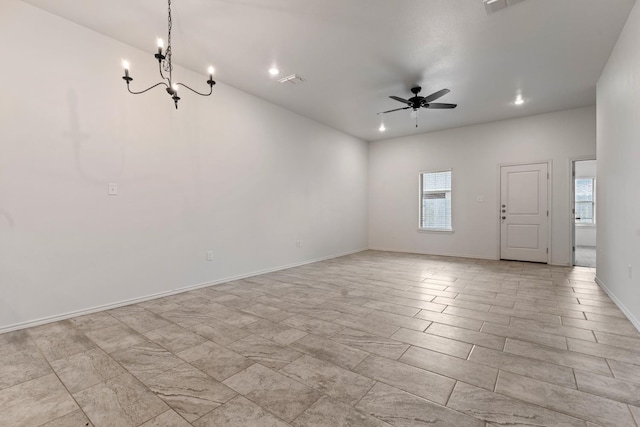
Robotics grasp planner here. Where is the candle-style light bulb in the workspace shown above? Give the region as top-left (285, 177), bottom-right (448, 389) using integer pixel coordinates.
top-left (157, 38), bottom-right (164, 56)
top-left (208, 66), bottom-right (215, 76)
top-left (122, 60), bottom-right (130, 78)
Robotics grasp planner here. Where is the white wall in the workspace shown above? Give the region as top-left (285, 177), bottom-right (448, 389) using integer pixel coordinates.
top-left (369, 106), bottom-right (596, 265)
top-left (0, 1), bottom-right (368, 331)
top-left (574, 160), bottom-right (597, 247)
top-left (597, 1), bottom-right (640, 329)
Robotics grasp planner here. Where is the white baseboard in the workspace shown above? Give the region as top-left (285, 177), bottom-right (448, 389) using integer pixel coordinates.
top-left (367, 246), bottom-right (498, 262)
top-left (0, 248), bottom-right (367, 334)
top-left (595, 276), bottom-right (640, 332)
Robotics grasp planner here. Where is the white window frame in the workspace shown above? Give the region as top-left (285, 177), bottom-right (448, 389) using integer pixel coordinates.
top-left (575, 177), bottom-right (596, 226)
top-left (418, 169), bottom-right (453, 233)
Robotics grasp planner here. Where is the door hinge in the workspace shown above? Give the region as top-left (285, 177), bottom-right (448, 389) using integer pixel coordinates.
top-left (547, 172), bottom-right (550, 179)
top-left (546, 248), bottom-right (549, 254)
top-left (573, 246), bottom-right (575, 251)
top-left (547, 210), bottom-right (549, 217)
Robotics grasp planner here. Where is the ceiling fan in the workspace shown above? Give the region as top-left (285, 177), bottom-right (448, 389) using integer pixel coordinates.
top-left (379, 86), bottom-right (457, 127)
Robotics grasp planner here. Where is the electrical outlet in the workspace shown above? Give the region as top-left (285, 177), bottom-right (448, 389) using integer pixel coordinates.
top-left (108, 183), bottom-right (118, 196)
top-left (207, 251), bottom-right (214, 261)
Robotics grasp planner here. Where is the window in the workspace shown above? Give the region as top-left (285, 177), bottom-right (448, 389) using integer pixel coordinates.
top-left (420, 170), bottom-right (452, 231)
top-left (575, 178), bottom-right (595, 224)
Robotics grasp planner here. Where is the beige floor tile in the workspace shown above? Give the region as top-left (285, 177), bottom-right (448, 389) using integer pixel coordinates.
top-left (362, 301), bottom-right (421, 317)
top-left (505, 339), bottom-right (611, 376)
top-left (630, 405), bottom-right (640, 426)
top-left (468, 345), bottom-right (576, 389)
top-left (282, 314), bottom-right (344, 337)
top-left (330, 328), bottom-right (409, 360)
top-left (292, 396), bottom-right (390, 427)
top-left (608, 359), bottom-right (640, 384)
top-left (480, 322), bottom-right (567, 349)
top-left (433, 297), bottom-right (491, 312)
top-left (139, 410), bottom-right (191, 427)
top-left (144, 363), bottom-right (236, 422)
top-left (178, 341), bottom-right (254, 381)
top-left (69, 312), bottom-right (122, 332)
top-left (0, 374), bottom-right (78, 427)
top-left (291, 334), bottom-right (369, 369)
top-left (281, 354), bottom-right (375, 405)
top-left (190, 320), bottom-right (250, 346)
top-left (244, 319), bottom-right (308, 345)
top-left (442, 305), bottom-right (510, 325)
top-left (332, 313), bottom-right (399, 337)
top-left (117, 309), bottom-right (173, 333)
top-left (594, 331), bottom-right (640, 352)
top-left (193, 395), bottom-right (290, 427)
top-left (0, 339), bottom-right (51, 391)
top-left (365, 310), bottom-right (431, 331)
top-left (575, 370), bottom-right (640, 406)
top-left (240, 303), bottom-right (295, 322)
top-left (85, 324), bottom-right (147, 354)
top-left (567, 337), bottom-right (640, 366)
top-left (509, 317), bottom-right (596, 341)
top-left (391, 328), bottom-right (472, 359)
top-left (447, 381), bottom-right (585, 427)
top-left (400, 345), bottom-right (498, 390)
top-left (414, 309), bottom-right (484, 331)
top-left (73, 372), bottom-right (168, 427)
top-left (50, 347), bottom-right (126, 393)
top-left (562, 317), bottom-right (640, 338)
top-left (28, 320), bottom-right (96, 361)
top-left (356, 382), bottom-right (484, 427)
top-left (496, 370), bottom-right (635, 427)
top-left (427, 323), bottom-right (506, 350)
top-left (353, 355), bottom-right (455, 405)
top-left (143, 324), bottom-right (207, 353)
top-left (490, 305), bottom-right (563, 324)
top-left (41, 409), bottom-right (94, 427)
top-left (227, 335), bottom-right (303, 369)
top-left (110, 341), bottom-right (183, 382)
top-left (223, 363), bottom-right (321, 422)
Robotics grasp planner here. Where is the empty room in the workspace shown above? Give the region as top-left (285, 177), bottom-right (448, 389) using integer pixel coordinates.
top-left (2, 0), bottom-right (640, 426)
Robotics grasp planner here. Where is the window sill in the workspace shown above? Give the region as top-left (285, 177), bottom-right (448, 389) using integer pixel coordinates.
top-left (418, 228), bottom-right (454, 234)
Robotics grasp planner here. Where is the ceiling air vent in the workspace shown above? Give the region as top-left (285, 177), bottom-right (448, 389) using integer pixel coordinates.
top-left (483, 0), bottom-right (526, 15)
top-left (278, 74), bottom-right (305, 85)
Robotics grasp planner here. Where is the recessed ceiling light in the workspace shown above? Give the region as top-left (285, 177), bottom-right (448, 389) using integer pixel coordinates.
top-left (379, 124), bottom-right (386, 132)
top-left (269, 67), bottom-right (280, 76)
top-left (514, 94), bottom-right (525, 105)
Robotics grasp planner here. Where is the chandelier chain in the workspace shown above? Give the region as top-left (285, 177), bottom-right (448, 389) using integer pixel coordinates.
top-left (163, 0), bottom-right (173, 76)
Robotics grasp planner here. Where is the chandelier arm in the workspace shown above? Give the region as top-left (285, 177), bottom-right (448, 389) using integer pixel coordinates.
top-left (126, 81), bottom-right (169, 95)
top-left (157, 60), bottom-right (171, 84)
top-left (175, 82), bottom-right (213, 97)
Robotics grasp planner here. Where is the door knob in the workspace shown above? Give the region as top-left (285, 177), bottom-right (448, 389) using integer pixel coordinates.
top-left (502, 204), bottom-right (506, 208)
top-left (501, 216), bottom-right (506, 220)
top-left (501, 209), bottom-right (506, 213)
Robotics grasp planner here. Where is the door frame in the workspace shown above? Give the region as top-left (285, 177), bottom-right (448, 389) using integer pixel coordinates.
top-left (569, 156), bottom-right (596, 267)
top-left (497, 160), bottom-right (553, 264)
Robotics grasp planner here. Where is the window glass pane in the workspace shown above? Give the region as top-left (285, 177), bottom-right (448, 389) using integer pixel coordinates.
top-left (575, 178), bottom-right (595, 224)
top-left (420, 170), bottom-right (452, 230)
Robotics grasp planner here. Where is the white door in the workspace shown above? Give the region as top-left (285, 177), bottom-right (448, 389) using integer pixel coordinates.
top-left (500, 163), bottom-right (549, 263)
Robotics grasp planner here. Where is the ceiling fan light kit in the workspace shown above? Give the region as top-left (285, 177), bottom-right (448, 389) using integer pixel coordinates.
top-left (379, 86), bottom-right (457, 127)
top-left (121, 0), bottom-right (216, 109)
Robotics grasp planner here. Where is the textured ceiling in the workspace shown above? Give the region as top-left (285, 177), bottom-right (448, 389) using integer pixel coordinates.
top-left (22, 0), bottom-right (636, 141)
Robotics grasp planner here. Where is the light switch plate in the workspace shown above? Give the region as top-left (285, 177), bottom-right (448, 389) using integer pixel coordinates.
top-left (108, 183), bottom-right (118, 196)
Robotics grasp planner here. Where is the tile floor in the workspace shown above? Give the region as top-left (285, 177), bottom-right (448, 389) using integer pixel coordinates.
top-left (1, 250), bottom-right (639, 427)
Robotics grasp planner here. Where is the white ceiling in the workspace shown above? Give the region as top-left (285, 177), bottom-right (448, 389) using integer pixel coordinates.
top-left (22, 0), bottom-right (636, 141)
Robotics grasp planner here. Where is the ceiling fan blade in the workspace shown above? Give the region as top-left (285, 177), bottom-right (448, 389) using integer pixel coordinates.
top-left (422, 89), bottom-right (451, 104)
top-left (424, 103), bottom-right (457, 109)
top-left (380, 107), bottom-right (411, 114)
top-left (389, 96), bottom-right (412, 105)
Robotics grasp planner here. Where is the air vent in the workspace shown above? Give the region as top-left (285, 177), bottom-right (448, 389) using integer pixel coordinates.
top-left (278, 74), bottom-right (305, 85)
top-left (483, 0), bottom-right (526, 15)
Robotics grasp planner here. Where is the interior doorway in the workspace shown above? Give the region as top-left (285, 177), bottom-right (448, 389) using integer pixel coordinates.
top-left (500, 162), bottom-right (550, 263)
top-left (572, 159), bottom-right (597, 267)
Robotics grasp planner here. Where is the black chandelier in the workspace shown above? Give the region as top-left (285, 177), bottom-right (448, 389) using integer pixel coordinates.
top-left (121, 0), bottom-right (215, 109)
